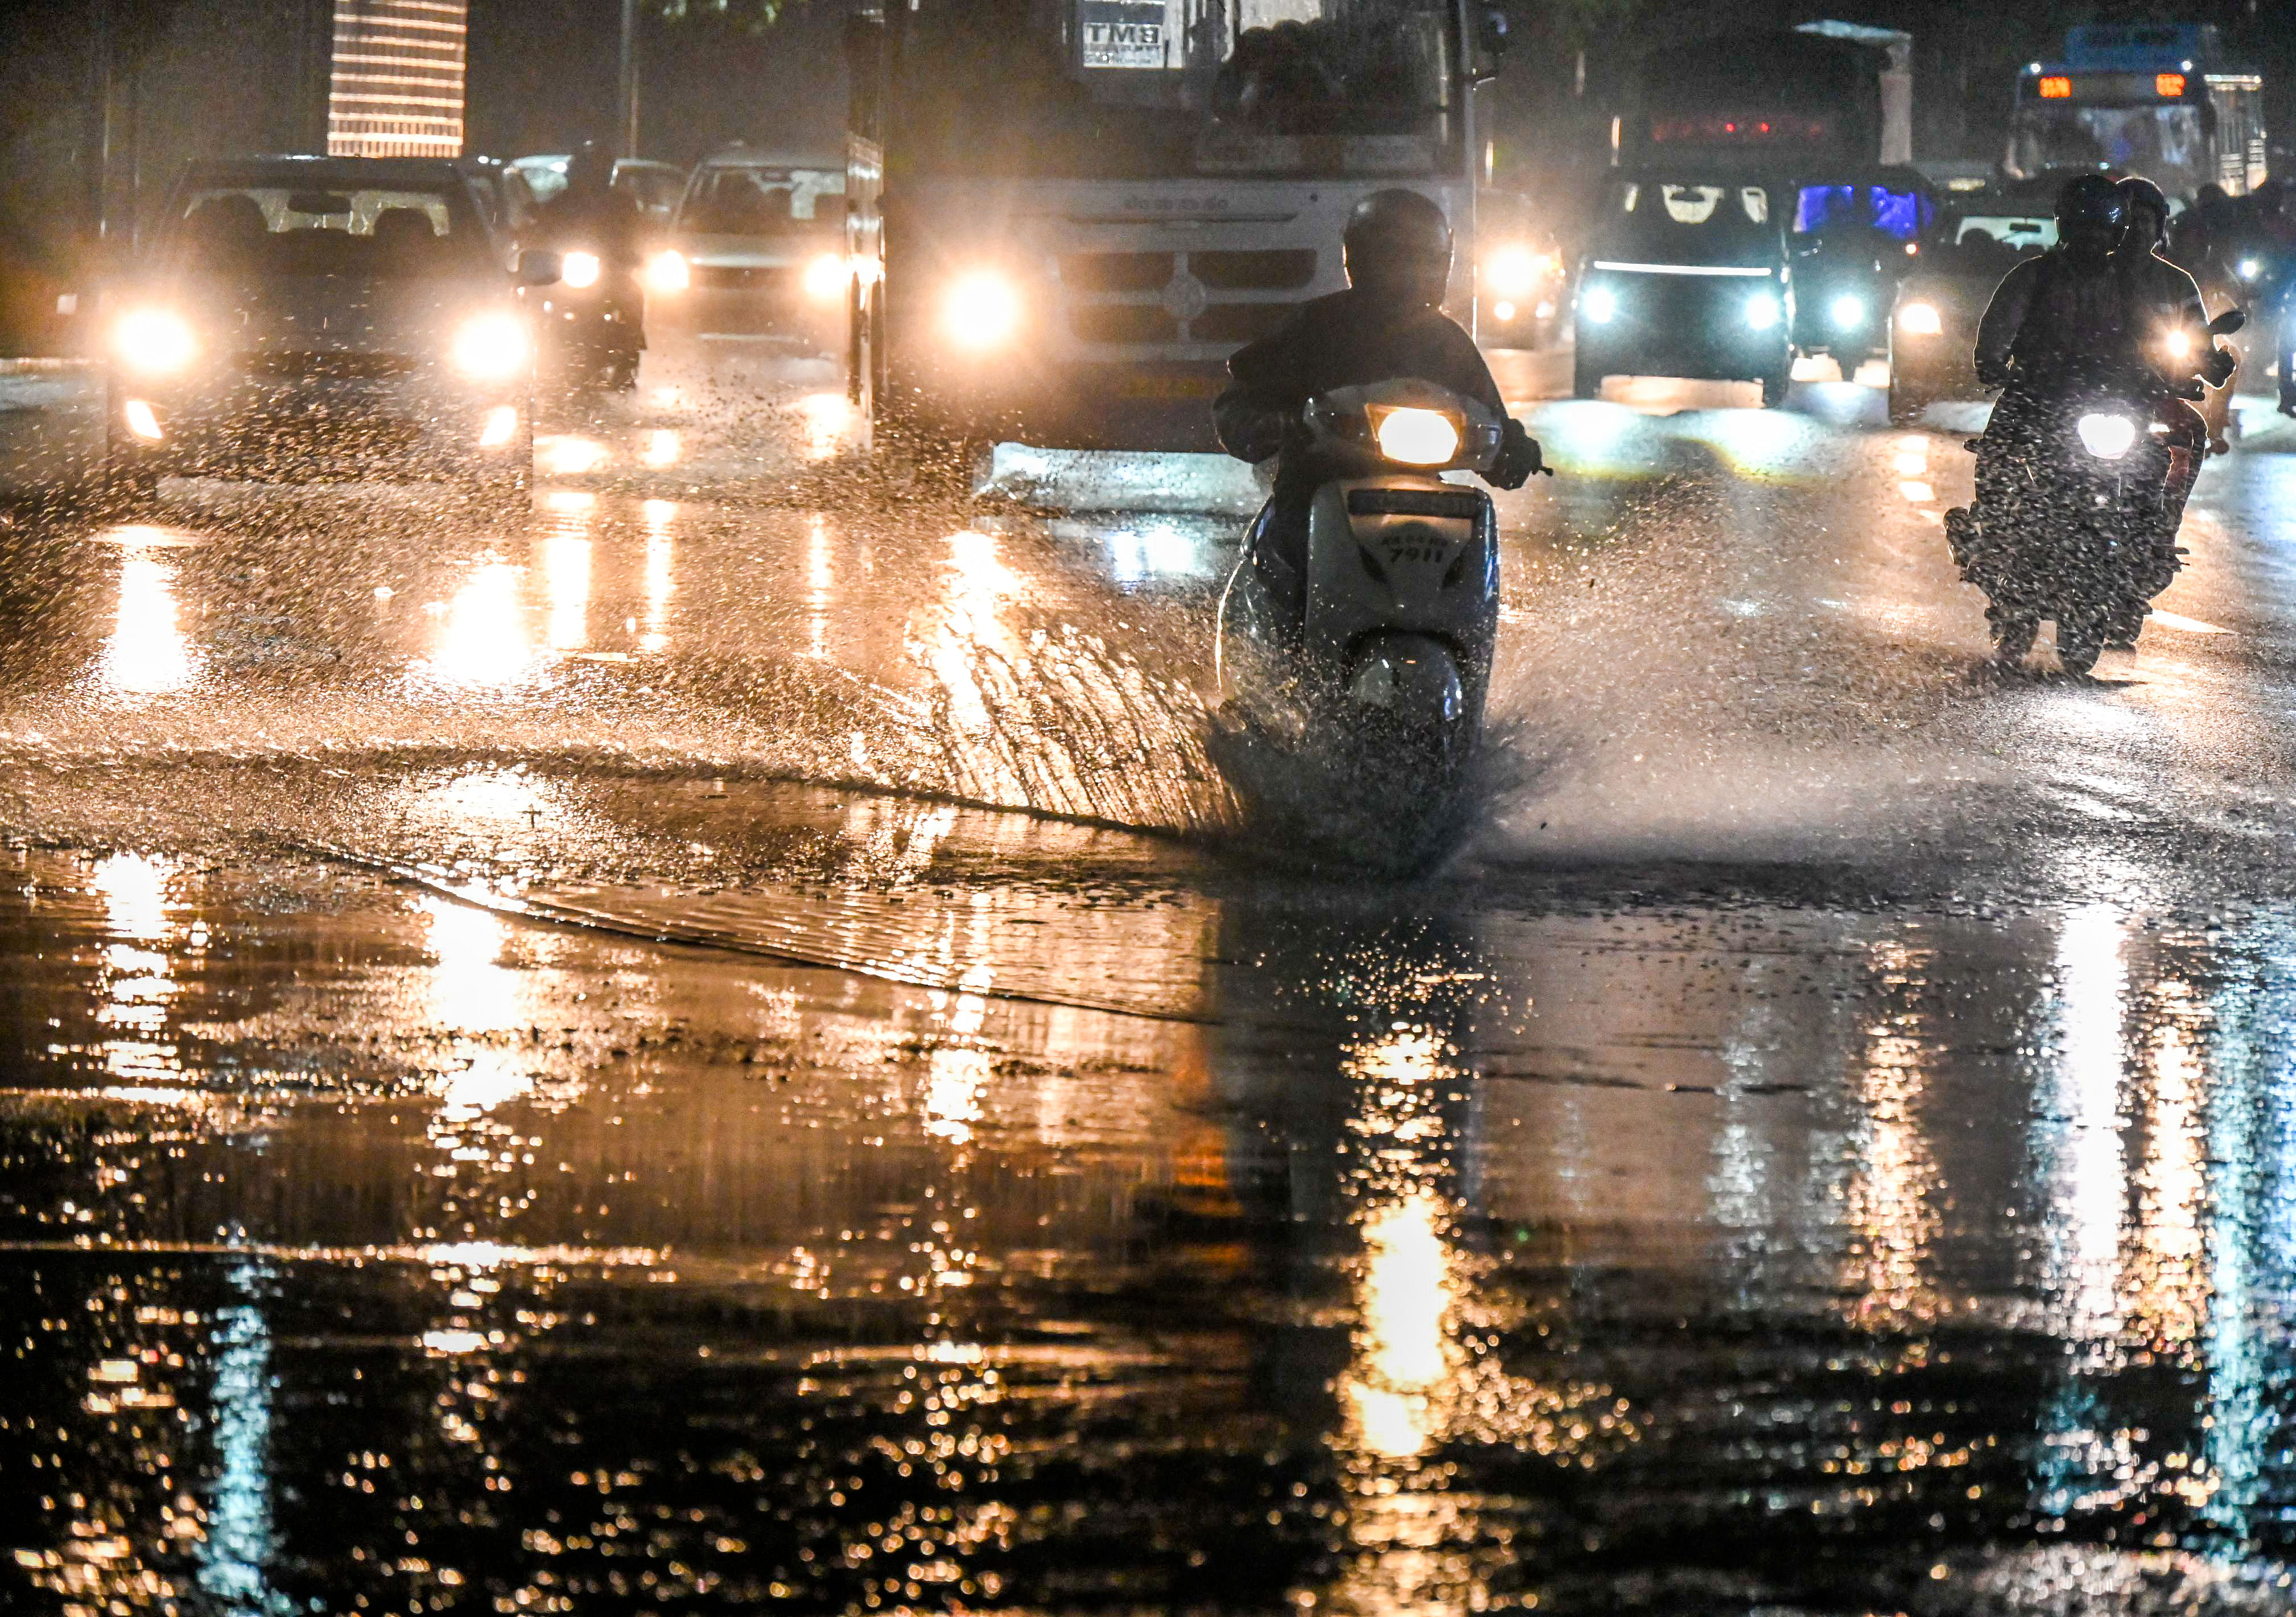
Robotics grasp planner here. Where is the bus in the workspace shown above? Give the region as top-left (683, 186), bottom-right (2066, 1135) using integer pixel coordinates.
top-left (2008, 23), bottom-right (2266, 200)
top-left (842, 0), bottom-right (1504, 454)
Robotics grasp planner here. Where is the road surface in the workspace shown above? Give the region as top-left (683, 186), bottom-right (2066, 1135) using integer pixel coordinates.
top-left (4, 342), bottom-right (2296, 1614)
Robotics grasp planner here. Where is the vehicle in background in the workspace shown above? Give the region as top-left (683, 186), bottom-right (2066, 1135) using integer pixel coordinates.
top-left (1619, 22), bottom-right (1914, 174)
top-left (1786, 168), bottom-right (1934, 370)
top-left (1474, 191), bottom-right (1564, 347)
top-left (2009, 23), bottom-right (2266, 201)
top-left (1887, 195), bottom-right (2055, 423)
top-left (456, 156), bottom-right (542, 256)
top-left (509, 154), bottom-right (689, 232)
top-left (641, 146), bottom-right (849, 355)
top-left (1572, 175), bottom-right (1794, 405)
top-left (102, 155), bottom-right (545, 504)
top-left (843, 0), bottom-right (1509, 453)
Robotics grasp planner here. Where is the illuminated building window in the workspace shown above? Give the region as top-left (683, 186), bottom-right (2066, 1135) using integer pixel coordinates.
top-left (328, 0), bottom-right (466, 158)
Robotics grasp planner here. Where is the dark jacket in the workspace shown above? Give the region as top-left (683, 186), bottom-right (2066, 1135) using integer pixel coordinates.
top-left (1974, 246), bottom-right (2206, 391)
top-left (532, 186), bottom-right (644, 269)
top-left (1214, 288), bottom-right (1510, 497)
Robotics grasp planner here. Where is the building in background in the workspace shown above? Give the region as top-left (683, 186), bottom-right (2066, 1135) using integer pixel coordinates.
top-left (328, 0), bottom-right (468, 157)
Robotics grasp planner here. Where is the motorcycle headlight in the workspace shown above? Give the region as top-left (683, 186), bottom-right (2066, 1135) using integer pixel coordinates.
top-left (1485, 245), bottom-right (1540, 298)
top-left (562, 250), bottom-right (601, 289)
top-left (803, 253), bottom-right (849, 302)
top-left (1829, 293), bottom-right (1865, 328)
top-left (2238, 257), bottom-right (2262, 281)
top-left (2163, 328), bottom-right (2192, 359)
top-left (643, 250), bottom-right (689, 294)
top-left (1580, 285), bottom-right (1617, 324)
top-left (2075, 412), bottom-right (2137, 459)
top-left (943, 270), bottom-right (1021, 349)
top-left (1743, 293), bottom-right (1782, 332)
top-left (1897, 301), bottom-right (1943, 336)
top-left (112, 307), bottom-right (197, 375)
top-left (451, 312), bottom-right (530, 380)
top-left (1370, 405), bottom-right (1463, 466)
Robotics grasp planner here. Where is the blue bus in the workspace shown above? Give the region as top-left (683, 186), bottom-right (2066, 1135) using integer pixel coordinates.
top-left (2008, 23), bottom-right (2266, 201)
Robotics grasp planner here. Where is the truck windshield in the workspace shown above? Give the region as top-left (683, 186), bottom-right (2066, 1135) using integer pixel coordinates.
top-left (2009, 103), bottom-right (2206, 198)
top-left (891, 0), bottom-right (1460, 179)
top-left (1597, 183), bottom-right (1778, 264)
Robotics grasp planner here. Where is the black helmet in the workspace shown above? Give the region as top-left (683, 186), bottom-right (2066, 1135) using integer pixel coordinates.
top-left (2056, 172), bottom-right (2128, 233)
top-left (2117, 174), bottom-right (2170, 228)
top-left (1343, 188), bottom-right (1453, 302)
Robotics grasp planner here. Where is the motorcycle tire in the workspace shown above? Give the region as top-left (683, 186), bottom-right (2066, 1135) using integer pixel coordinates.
top-left (1989, 611), bottom-right (2037, 665)
top-left (2057, 618), bottom-right (2104, 676)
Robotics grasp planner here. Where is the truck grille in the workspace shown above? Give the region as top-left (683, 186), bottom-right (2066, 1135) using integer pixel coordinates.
top-left (1058, 248), bottom-right (1316, 350)
top-left (1061, 252), bottom-right (1174, 292)
top-left (1190, 303), bottom-right (1295, 343)
top-left (1189, 249), bottom-right (1316, 290)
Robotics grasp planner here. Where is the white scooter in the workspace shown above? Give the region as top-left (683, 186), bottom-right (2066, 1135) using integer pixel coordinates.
top-left (1214, 380), bottom-right (1506, 857)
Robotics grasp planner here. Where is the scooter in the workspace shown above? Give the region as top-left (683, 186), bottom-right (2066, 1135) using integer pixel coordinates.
top-left (1214, 379), bottom-right (1506, 852)
top-left (532, 245), bottom-right (643, 391)
top-left (1946, 308), bottom-right (2241, 673)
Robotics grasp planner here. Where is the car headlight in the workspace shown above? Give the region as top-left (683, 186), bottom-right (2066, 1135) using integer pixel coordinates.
top-left (1830, 294), bottom-right (1865, 328)
top-left (1897, 301), bottom-right (1943, 336)
top-left (1580, 285), bottom-right (1617, 324)
top-left (1744, 293), bottom-right (1782, 331)
top-left (803, 253), bottom-right (849, 302)
top-left (2076, 412), bottom-right (2137, 459)
top-left (451, 312), bottom-right (530, 380)
top-left (112, 307), bottom-right (197, 375)
top-left (1370, 405), bottom-right (1462, 466)
top-left (943, 270), bottom-right (1021, 349)
top-left (643, 250), bottom-right (689, 295)
top-left (562, 250), bottom-right (601, 289)
top-left (1485, 245), bottom-right (1540, 298)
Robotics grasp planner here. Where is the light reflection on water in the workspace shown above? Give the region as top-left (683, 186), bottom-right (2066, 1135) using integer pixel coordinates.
top-left (423, 560), bottom-right (534, 688)
top-left (103, 550), bottom-right (197, 696)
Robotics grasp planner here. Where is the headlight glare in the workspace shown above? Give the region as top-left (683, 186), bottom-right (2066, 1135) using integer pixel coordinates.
top-left (1581, 285), bottom-right (1617, 324)
top-left (1897, 301), bottom-right (1943, 335)
top-left (643, 250), bottom-right (689, 294)
top-left (1371, 405), bottom-right (1462, 466)
top-left (1744, 293), bottom-right (1782, 332)
top-left (803, 253), bottom-right (850, 301)
top-left (943, 271), bottom-right (1021, 349)
top-left (451, 312), bottom-right (530, 380)
top-left (2076, 412), bottom-right (2137, 459)
top-left (113, 308), bottom-right (197, 375)
top-left (2238, 257), bottom-right (2262, 281)
top-left (1829, 293), bottom-right (1865, 328)
top-left (562, 251), bottom-right (601, 289)
top-left (1486, 246), bottom-right (1540, 298)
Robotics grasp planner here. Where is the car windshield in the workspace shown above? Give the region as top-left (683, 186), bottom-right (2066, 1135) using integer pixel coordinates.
top-left (1597, 183), bottom-right (1778, 264)
top-left (1927, 211), bottom-right (2054, 277)
top-left (513, 158), bottom-right (570, 204)
top-left (677, 168), bottom-right (846, 236)
top-left (167, 184), bottom-right (492, 278)
top-left (891, 0), bottom-right (1461, 179)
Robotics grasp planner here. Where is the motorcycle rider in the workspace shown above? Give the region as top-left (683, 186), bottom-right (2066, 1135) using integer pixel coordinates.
top-left (1214, 188), bottom-right (1548, 638)
top-left (530, 141), bottom-right (645, 382)
top-left (2118, 174), bottom-right (2233, 495)
top-left (1953, 174), bottom-right (2225, 661)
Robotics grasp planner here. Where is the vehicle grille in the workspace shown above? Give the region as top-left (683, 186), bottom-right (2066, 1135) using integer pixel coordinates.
top-left (242, 350), bottom-right (417, 380)
top-left (691, 265), bottom-right (799, 293)
top-left (1061, 252), bottom-right (1174, 293)
top-left (1069, 305), bottom-right (1181, 344)
top-left (1190, 303), bottom-right (1296, 343)
top-left (1189, 249), bottom-right (1315, 290)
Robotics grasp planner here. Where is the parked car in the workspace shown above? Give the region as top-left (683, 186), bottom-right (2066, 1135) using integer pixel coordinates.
top-left (102, 155), bottom-right (547, 503)
top-left (642, 145), bottom-right (848, 353)
top-left (1573, 174), bottom-right (1794, 405)
top-left (1888, 199), bottom-right (2054, 424)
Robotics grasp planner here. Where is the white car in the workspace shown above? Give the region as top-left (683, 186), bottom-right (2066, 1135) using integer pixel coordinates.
top-left (642, 146), bottom-right (850, 353)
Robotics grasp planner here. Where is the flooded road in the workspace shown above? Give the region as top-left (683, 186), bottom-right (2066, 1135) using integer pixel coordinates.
top-left (7, 344), bottom-right (2296, 1613)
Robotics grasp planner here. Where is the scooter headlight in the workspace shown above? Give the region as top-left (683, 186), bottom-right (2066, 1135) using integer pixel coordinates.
top-left (1371, 405), bottom-right (1463, 466)
top-left (451, 311), bottom-right (530, 380)
top-left (643, 250), bottom-right (689, 294)
top-left (112, 307), bottom-right (197, 375)
top-left (561, 250), bottom-right (601, 289)
top-left (2238, 257), bottom-right (2262, 281)
top-left (2075, 412), bottom-right (2137, 459)
top-left (1897, 301), bottom-right (1943, 336)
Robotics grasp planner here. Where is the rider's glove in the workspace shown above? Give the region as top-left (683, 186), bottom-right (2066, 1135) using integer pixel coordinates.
top-left (1490, 418), bottom-right (1551, 489)
top-left (2203, 344), bottom-right (2239, 388)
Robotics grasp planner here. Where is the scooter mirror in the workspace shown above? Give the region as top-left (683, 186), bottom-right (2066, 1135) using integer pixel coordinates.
top-left (516, 249), bottom-right (563, 287)
top-left (2208, 307), bottom-right (2246, 336)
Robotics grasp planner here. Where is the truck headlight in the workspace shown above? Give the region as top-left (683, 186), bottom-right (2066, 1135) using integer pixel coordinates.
top-left (803, 253), bottom-right (849, 301)
top-left (562, 251), bottom-right (601, 289)
top-left (943, 271), bottom-right (1021, 349)
top-left (2075, 412), bottom-right (2136, 459)
top-left (1897, 301), bottom-right (1943, 335)
top-left (1744, 293), bottom-right (1782, 331)
top-left (1371, 405), bottom-right (1462, 466)
top-left (451, 312), bottom-right (530, 380)
top-left (112, 308), bottom-right (197, 375)
top-left (643, 250), bottom-right (689, 294)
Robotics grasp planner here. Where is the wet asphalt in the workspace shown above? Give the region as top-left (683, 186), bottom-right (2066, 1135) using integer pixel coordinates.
top-left (7, 340), bottom-right (2296, 1614)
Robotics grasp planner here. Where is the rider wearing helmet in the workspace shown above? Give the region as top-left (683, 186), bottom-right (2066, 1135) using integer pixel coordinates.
top-left (1971, 174), bottom-right (2140, 390)
top-left (533, 141), bottom-right (644, 268)
top-left (1214, 189), bottom-right (1547, 630)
